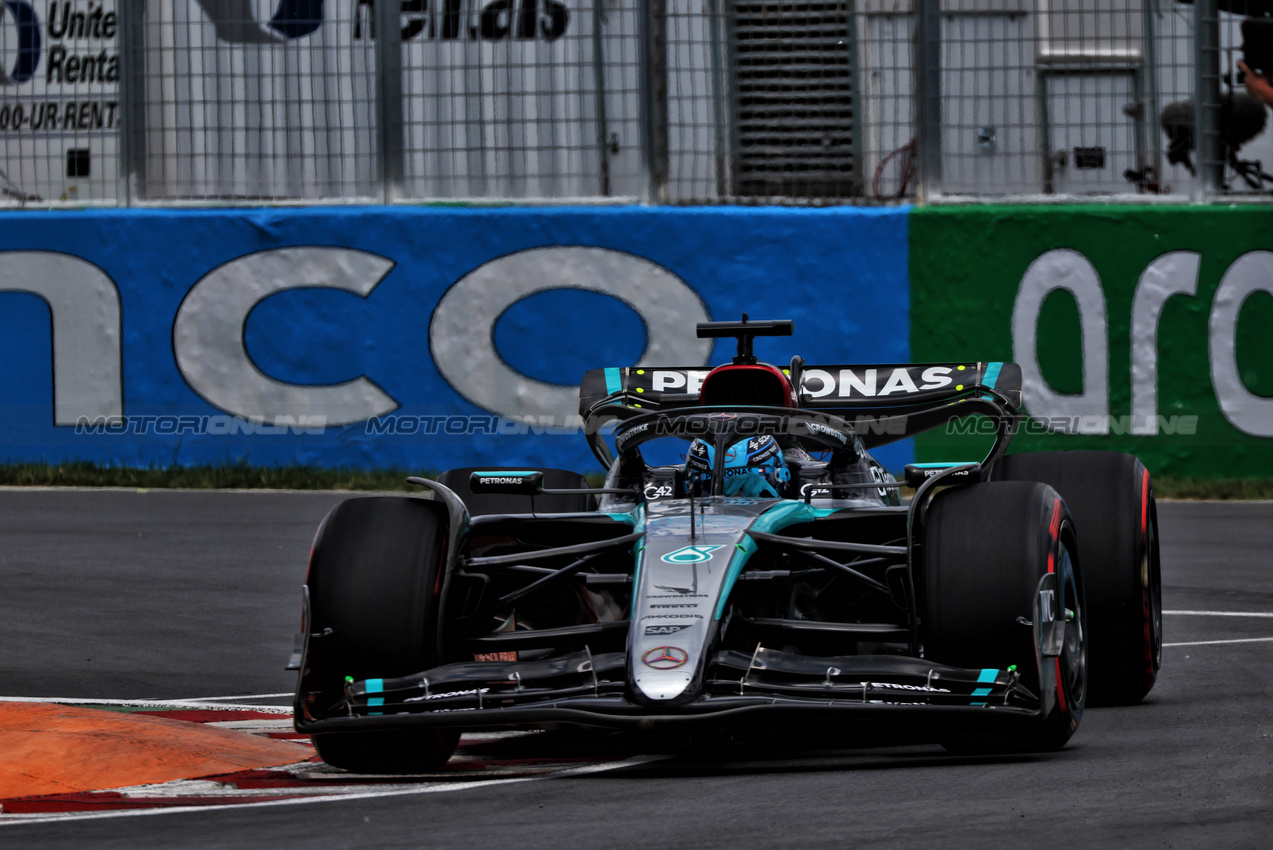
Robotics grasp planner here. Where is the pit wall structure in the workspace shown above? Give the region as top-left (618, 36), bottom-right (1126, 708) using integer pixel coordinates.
top-left (0, 205), bottom-right (1268, 478)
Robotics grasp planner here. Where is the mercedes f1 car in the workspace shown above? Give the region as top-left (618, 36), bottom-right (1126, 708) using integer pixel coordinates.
top-left (289, 318), bottom-right (1162, 772)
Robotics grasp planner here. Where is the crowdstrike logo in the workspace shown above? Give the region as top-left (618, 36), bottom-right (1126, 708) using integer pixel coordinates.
top-left (0, 0), bottom-right (41, 84)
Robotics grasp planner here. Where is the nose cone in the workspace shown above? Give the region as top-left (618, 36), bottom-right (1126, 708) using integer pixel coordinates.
top-left (634, 669), bottom-right (694, 701)
top-left (634, 644), bottom-right (694, 700)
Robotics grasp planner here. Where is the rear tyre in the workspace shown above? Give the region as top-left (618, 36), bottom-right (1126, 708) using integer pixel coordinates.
top-left (298, 496), bottom-right (459, 773)
top-left (992, 451), bottom-right (1161, 706)
top-left (922, 482), bottom-right (1086, 753)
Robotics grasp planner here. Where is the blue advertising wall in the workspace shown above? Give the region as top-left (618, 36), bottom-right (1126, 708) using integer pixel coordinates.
top-left (0, 206), bottom-right (912, 474)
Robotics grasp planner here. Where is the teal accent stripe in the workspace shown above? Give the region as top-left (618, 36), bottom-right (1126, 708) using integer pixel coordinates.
top-left (910, 462), bottom-right (966, 469)
top-left (604, 367), bottom-right (622, 395)
top-left (970, 669), bottom-right (996, 705)
top-left (629, 504), bottom-right (647, 594)
top-left (747, 501), bottom-right (816, 534)
top-left (366, 678), bottom-right (384, 715)
top-left (714, 502), bottom-right (818, 620)
top-left (714, 536), bottom-right (758, 620)
top-left (983, 362), bottom-right (1003, 390)
top-left (473, 471), bottom-right (537, 477)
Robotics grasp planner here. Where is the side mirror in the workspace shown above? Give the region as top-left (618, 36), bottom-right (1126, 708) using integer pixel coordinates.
top-left (903, 463), bottom-right (979, 489)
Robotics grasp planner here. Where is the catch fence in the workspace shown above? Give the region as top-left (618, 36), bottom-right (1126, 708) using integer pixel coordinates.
top-left (1, 0), bottom-right (1270, 206)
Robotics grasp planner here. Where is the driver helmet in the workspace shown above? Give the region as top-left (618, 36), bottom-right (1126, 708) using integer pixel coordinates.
top-left (684, 435), bottom-right (791, 498)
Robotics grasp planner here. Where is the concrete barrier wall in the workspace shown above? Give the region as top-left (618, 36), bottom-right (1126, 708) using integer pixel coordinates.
top-left (0, 206), bottom-right (912, 474)
top-left (3, 203), bottom-right (1269, 477)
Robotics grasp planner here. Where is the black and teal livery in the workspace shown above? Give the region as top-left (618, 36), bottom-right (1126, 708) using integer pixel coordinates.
top-left (291, 318), bottom-right (1162, 772)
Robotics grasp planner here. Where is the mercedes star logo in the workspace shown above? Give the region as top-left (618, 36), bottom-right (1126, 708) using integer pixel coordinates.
top-left (642, 646), bottom-right (689, 669)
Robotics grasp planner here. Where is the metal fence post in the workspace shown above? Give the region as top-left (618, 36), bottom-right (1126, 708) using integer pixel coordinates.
top-left (117, 0), bottom-right (146, 205)
top-left (914, 0), bottom-right (943, 201)
top-left (375, 0), bottom-right (405, 204)
top-left (640, 0), bottom-right (670, 204)
top-left (1194, 0), bottom-right (1223, 200)
top-left (592, 0), bottom-right (613, 197)
top-left (1141, 0), bottom-right (1163, 192)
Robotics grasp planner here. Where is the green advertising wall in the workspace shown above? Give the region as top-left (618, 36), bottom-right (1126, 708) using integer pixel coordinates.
top-left (909, 206), bottom-right (1273, 478)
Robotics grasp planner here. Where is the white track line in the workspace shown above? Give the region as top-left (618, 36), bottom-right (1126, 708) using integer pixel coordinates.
top-left (0, 754), bottom-right (666, 827)
top-left (167, 693), bottom-right (291, 703)
top-left (1164, 612), bottom-right (1273, 646)
top-left (0, 696), bottom-right (291, 713)
top-left (1165, 637), bottom-right (1273, 647)
top-left (1165, 610), bottom-right (1273, 618)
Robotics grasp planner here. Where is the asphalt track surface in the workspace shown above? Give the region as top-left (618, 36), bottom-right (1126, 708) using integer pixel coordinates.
top-left (1, 489), bottom-right (1271, 848)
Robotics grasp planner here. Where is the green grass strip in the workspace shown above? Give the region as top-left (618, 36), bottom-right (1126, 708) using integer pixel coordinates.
top-left (0, 461), bottom-right (422, 491)
top-left (0, 462), bottom-right (1269, 499)
top-left (1151, 477), bottom-right (1273, 501)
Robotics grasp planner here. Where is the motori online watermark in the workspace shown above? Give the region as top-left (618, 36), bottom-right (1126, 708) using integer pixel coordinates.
top-left (946, 415), bottom-right (1200, 436)
top-left (365, 413), bottom-right (911, 438)
top-left (366, 415), bottom-right (579, 436)
top-left (75, 415), bottom-right (328, 436)
top-left (72, 412), bottom-right (1202, 438)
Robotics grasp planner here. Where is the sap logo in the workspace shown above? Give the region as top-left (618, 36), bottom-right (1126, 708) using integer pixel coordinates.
top-left (355, 0), bottom-right (570, 42)
top-left (0, 0), bottom-right (41, 84)
top-left (644, 624), bottom-right (688, 636)
top-left (195, 0), bottom-right (324, 43)
top-left (800, 366), bottom-right (955, 398)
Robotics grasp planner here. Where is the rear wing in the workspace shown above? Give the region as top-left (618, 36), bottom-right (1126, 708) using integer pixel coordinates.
top-left (580, 362), bottom-right (1021, 418)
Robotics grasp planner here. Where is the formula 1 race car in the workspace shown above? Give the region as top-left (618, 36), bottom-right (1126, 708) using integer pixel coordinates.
top-left (289, 318), bottom-right (1162, 772)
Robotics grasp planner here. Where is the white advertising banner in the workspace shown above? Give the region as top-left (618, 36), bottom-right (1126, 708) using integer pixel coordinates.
top-left (0, 0), bottom-right (120, 203)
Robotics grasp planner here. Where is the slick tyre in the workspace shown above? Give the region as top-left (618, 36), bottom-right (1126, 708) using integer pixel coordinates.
top-left (922, 482), bottom-right (1086, 753)
top-left (992, 451), bottom-right (1161, 706)
top-left (298, 496), bottom-right (459, 773)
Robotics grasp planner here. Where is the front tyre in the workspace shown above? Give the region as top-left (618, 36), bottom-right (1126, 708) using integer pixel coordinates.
top-left (297, 496), bottom-right (459, 773)
top-left (922, 482), bottom-right (1087, 753)
top-left (993, 451), bottom-right (1161, 705)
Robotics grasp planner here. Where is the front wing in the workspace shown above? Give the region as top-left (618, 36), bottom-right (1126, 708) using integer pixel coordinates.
top-left (295, 647), bottom-right (1058, 735)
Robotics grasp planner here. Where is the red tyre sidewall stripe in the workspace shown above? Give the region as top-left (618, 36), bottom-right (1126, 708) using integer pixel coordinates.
top-left (1047, 498), bottom-right (1062, 574)
top-left (1141, 468), bottom-right (1155, 678)
top-left (1055, 657), bottom-right (1067, 714)
top-left (1048, 499), bottom-right (1067, 714)
top-left (1140, 468), bottom-right (1149, 535)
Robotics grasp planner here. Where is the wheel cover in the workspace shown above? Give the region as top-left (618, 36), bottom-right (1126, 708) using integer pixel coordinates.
top-left (1145, 507), bottom-right (1164, 676)
top-left (1058, 542), bottom-right (1087, 711)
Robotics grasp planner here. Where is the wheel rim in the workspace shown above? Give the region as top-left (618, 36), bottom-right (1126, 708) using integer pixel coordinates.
top-left (1146, 503), bottom-right (1163, 675)
top-left (1058, 541), bottom-right (1087, 711)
